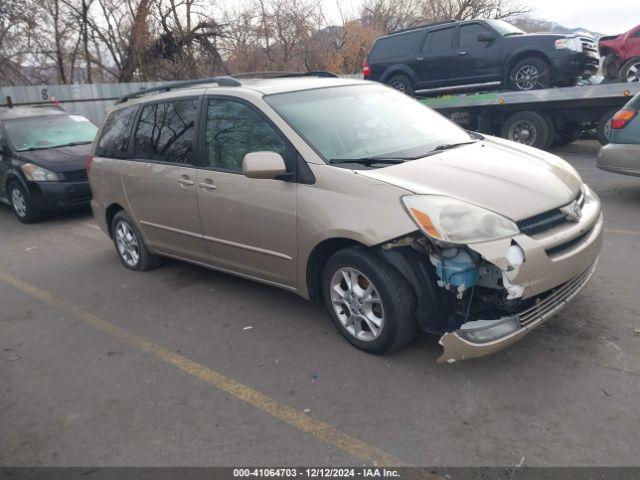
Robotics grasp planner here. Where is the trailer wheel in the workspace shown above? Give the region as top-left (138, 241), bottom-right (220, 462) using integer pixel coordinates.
top-left (597, 108), bottom-right (619, 145)
top-left (602, 54), bottom-right (622, 80)
top-left (501, 111), bottom-right (553, 150)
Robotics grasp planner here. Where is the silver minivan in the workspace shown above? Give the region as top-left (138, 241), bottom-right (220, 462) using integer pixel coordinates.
top-left (89, 74), bottom-right (602, 362)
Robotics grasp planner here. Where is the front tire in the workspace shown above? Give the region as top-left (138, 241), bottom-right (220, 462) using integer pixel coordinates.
top-left (111, 211), bottom-right (162, 271)
top-left (386, 74), bottom-right (414, 96)
top-left (8, 181), bottom-right (41, 223)
top-left (508, 57), bottom-right (550, 91)
top-left (322, 246), bottom-right (417, 354)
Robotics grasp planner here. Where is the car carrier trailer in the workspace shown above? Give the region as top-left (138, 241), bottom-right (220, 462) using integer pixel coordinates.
top-left (419, 83), bottom-right (640, 150)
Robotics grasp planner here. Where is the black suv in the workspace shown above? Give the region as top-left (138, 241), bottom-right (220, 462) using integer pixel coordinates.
top-left (364, 19), bottom-right (599, 95)
top-left (0, 107), bottom-right (97, 222)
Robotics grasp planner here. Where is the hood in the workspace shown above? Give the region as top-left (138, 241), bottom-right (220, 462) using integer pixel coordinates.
top-left (355, 136), bottom-right (581, 221)
top-left (15, 143), bottom-right (92, 173)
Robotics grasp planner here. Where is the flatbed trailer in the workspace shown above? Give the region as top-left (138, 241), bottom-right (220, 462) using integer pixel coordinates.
top-left (419, 83), bottom-right (640, 150)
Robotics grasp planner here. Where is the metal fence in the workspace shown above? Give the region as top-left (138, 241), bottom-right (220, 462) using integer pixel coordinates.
top-left (0, 82), bottom-right (169, 125)
top-left (0, 74), bottom-right (364, 125)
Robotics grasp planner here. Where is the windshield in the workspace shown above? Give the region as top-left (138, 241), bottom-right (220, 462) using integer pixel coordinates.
top-left (5, 114), bottom-right (98, 151)
top-left (265, 85), bottom-right (473, 163)
top-left (487, 19), bottom-right (525, 36)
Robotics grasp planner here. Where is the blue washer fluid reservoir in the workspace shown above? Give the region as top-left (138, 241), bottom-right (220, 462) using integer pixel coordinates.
top-left (429, 248), bottom-right (478, 290)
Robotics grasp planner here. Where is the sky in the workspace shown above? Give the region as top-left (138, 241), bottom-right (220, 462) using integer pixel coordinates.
top-left (312, 0), bottom-right (639, 35)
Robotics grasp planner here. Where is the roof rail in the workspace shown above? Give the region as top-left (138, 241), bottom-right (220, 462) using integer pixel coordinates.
top-left (231, 71), bottom-right (338, 79)
top-left (116, 76), bottom-right (241, 104)
top-left (390, 19), bottom-right (457, 35)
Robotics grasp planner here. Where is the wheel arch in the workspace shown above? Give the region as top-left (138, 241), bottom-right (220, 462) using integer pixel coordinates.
top-left (380, 65), bottom-right (418, 85)
top-left (105, 202), bottom-right (125, 238)
top-left (504, 50), bottom-right (551, 83)
top-left (305, 237), bottom-right (365, 302)
top-left (4, 171), bottom-right (29, 194)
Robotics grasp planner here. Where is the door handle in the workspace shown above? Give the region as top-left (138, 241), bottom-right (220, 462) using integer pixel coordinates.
top-left (177, 177), bottom-right (194, 186)
top-left (416, 57), bottom-right (424, 61)
top-left (199, 179), bottom-right (217, 190)
top-left (458, 51), bottom-right (467, 55)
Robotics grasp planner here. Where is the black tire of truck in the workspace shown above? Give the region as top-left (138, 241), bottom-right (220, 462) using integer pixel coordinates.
top-left (501, 111), bottom-right (554, 150)
top-left (597, 108), bottom-right (620, 145)
top-left (386, 74), bottom-right (414, 96)
top-left (508, 57), bottom-right (551, 91)
top-left (602, 54), bottom-right (622, 80)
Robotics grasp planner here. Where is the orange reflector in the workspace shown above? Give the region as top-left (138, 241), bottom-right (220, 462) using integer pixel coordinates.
top-left (498, 98), bottom-right (505, 104)
top-left (624, 90), bottom-right (630, 96)
top-left (410, 208), bottom-right (441, 239)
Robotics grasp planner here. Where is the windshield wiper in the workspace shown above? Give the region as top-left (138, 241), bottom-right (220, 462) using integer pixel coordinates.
top-left (22, 141), bottom-right (92, 152)
top-left (54, 141), bottom-right (92, 147)
top-left (431, 141), bottom-right (477, 152)
top-left (329, 157), bottom-right (409, 165)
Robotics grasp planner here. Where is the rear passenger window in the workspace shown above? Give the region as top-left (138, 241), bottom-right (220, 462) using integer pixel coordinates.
top-left (428, 27), bottom-right (454, 52)
top-left (205, 98), bottom-right (286, 173)
top-left (369, 31), bottom-right (423, 61)
top-left (95, 106), bottom-right (137, 159)
top-left (133, 99), bottom-right (198, 164)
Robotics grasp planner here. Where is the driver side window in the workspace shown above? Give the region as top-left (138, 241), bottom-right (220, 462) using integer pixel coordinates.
top-left (205, 98), bottom-right (287, 173)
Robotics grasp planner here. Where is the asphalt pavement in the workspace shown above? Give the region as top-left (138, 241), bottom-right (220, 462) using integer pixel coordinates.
top-left (1, 140), bottom-right (639, 467)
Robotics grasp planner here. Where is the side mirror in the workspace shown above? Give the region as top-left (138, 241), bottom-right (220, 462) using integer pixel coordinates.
top-left (477, 32), bottom-right (496, 44)
top-left (242, 151), bottom-right (287, 180)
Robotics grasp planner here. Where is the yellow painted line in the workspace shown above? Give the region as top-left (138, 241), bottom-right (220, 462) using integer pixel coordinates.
top-left (605, 228), bottom-right (640, 237)
top-left (0, 270), bottom-right (407, 467)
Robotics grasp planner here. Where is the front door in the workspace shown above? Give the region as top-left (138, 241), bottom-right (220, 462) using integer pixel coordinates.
top-left (195, 97), bottom-right (297, 289)
top-left (122, 98), bottom-right (209, 263)
top-left (449, 22), bottom-right (502, 85)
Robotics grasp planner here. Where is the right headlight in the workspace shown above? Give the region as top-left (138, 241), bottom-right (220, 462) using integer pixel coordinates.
top-left (20, 163), bottom-right (60, 182)
top-left (555, 38), bottom-right (581, 52)
top-left (402, 195), bottom-right (519, 244)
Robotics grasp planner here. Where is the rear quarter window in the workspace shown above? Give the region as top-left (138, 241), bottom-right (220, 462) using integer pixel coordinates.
top-left (95, 106), bottom-right (138, 159)
top-left (369, 31), bottom-right (423, 61)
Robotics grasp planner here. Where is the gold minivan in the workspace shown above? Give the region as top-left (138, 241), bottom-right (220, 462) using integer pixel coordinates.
top-left (89, 74), bottom-right (603, 362)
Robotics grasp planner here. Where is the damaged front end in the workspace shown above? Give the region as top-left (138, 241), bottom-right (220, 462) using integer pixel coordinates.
top-left (382, 187), bottom-right (603, 363)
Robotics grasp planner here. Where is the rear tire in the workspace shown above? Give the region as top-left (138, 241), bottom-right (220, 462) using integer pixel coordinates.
top-left (8, 181), bottom-right (41, 223)
top-left (111, 210), bottom-right (162, 271)
top-left (508, 57), bottom-right (550, 91)
top-left (501, 111), bottom-right (554, 150)
top-left (386, 74), bottom-right (414, 96)
top-left (322, 246), bottom-right (417, 354)
top-left (602, 54), bottom-right (621, 80)
top-left (618, 57), bottom-right (640, 84)
top-left (597, 108), bottom-right (619, 145)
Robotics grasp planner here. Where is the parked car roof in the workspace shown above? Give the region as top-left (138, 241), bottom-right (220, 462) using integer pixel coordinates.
top-left (0, 106), bottom-right (67, 120)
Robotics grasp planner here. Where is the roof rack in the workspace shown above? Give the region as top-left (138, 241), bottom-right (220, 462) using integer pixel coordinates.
top-left (390, 19), bottom-right (457, 35)
top-left (231, 71), bottom-right (338, 79)
top-left (116, 76), bottom-right (241, 104)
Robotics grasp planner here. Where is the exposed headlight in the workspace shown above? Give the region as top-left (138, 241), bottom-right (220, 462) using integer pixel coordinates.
top-left (555, 38), bottom-right (581, 52)
top-left (20, 163), bottom-right (59, 182)
top-left (402, 195), bottom-right (519, 244)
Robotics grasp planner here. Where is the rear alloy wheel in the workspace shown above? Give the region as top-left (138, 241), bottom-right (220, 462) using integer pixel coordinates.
top-left (509, 57), bottom-right (550, 91)
top-left (322, 246), bottom-right (417, 354)
top-left (619, 57), bottom-right (640, 83)
top-left (111, 210), bottom-right (162, 271)
top-left (386, 74), bottom-right (414, 96)
top-left (501, 111), bottom-right (553, 150)
top-left (8, 182), bottom-right (41, 223)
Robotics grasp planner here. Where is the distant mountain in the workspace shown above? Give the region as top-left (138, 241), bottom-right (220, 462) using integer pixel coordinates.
top-left (512, 18), bottom-right (603, 39)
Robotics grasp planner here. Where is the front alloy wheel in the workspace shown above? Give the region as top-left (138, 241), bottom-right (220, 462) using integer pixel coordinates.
top-left (330, 267), bottom-right (384, 342)
top-left (11, 188), bottom-right (28, 219)
top-left (514, 65), bottom-right (540, 91)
